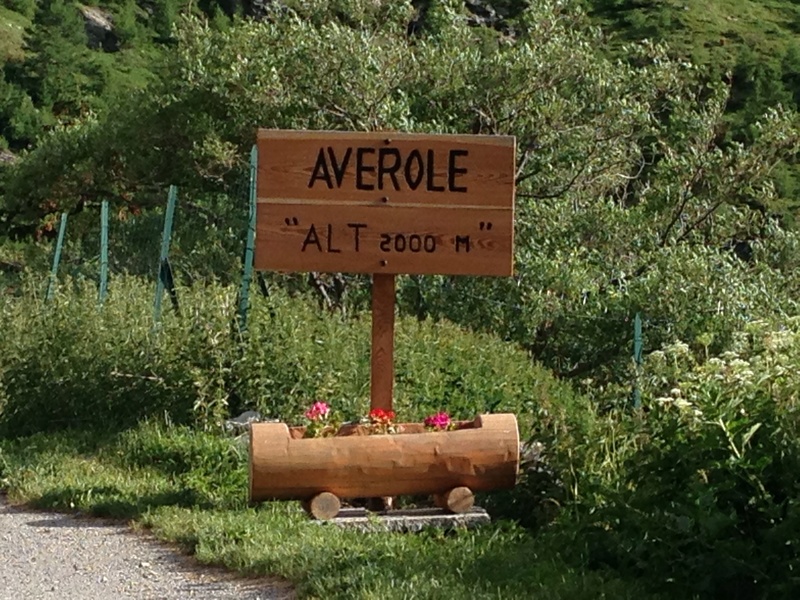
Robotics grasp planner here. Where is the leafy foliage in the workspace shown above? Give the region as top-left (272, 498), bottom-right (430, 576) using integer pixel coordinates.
top-left (535, 320), bottom-right (800, 598)
top-left (588, 0), bottom-right (800, 220)
top-left (3, 1), bottom-right (799, 381)
top-left (0, 274), bottom-right (571, 436)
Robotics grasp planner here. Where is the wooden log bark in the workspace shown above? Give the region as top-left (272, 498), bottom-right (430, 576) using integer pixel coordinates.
top-left (249, 413), bottom-right (519, 503)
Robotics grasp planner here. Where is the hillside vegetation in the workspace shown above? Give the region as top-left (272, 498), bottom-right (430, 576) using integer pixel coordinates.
top-left (1, 1), bottom-right (800, 598)
top-left (0, 5), bottom-right (28, 63)
top-left (591, 0), bottom-right (800, 65)
top-left (590, 0), bottom-right (800, 217)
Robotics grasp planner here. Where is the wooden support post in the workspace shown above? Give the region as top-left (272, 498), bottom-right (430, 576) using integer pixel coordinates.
top-left (370, 273), bottom-right (395, 411)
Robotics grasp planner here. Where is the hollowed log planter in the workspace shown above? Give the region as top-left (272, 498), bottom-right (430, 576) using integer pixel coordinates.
top-left (249, 413), bottom-right (519, 518)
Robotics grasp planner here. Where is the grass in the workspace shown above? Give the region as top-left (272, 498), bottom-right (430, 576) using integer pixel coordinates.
top-left (0, 421), bottom-right (659, 600)
top-left (0, 275), bottom-right (582, 438)
top-left (589, 0), bottom-right (800, 67)
top-left (0, 6), bottom-right (29, 63)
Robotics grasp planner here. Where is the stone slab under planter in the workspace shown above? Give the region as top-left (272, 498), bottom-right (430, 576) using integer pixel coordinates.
top-left (319, 507), bottom-right (491, 532)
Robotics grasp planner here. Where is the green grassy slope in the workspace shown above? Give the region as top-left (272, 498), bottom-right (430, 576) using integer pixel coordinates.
top-left (0, 6), bottom-right (29, 63)
top-left (589, 0), bottom-right (800, 68)
top-left (587, 0), bottom-right (800, 223)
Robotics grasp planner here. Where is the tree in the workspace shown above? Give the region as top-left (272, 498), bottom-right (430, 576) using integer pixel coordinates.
top-left (2, 0), bottom-right (799, 379)
top-left (15, 0), bottom-right (96, 116)
top-left (152, 0), bottom-right (180, 40)
top-left (0, 72), bottom-right (41, 149)
top-left (114, 0), bottom-right (145, 48)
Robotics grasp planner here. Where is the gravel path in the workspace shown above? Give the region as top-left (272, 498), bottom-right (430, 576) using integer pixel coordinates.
top-left (0, 495), bottom-right (295, 600)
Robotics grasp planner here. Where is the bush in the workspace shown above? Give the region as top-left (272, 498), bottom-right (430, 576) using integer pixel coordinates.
top-left (0, 274), bottom-right (581, 438)
top-left (553, 319), bottom-right (800, 599)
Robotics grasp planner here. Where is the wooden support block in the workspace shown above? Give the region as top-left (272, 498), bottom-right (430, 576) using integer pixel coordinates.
top-left (302, 492), bottom-right (341, 520)
top-left (327, 507), bottom-right (491, 532)
top-left (433, 487), bottom-right (475, 514)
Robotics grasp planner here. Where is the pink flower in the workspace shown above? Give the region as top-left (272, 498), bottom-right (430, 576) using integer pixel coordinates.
top-left (424, 411), bottom-right (451, 430)
top-left (305, 401), bottom-right (330, 421)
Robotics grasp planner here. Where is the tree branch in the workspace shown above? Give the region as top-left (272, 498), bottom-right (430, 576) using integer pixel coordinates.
top-left (658, 165), bottom-right (704, 247)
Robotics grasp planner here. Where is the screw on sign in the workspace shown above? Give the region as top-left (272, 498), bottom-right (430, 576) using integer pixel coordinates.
top-left (250, 130), bottom-right (519, 519)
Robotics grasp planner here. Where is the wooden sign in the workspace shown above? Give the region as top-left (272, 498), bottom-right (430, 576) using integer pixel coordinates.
top-left (256, 130), bottom-right (515, 276)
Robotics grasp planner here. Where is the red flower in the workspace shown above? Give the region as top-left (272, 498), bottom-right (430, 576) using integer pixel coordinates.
top-left (368, 408), bottom-right (396, 424)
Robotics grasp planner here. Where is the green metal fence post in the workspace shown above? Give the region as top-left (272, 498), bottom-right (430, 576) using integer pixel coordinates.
top-left (99, 200), bottom-right (109, 305)
top-left (632, 312), bottom-right (643, 409)
top-left (237, 145), bottom-right (258, 332)
top-left (161, 256), bottom-right (180, 315)
top-left (153, 185), bottom-right (178, 324)
top-left (45, 212), bottom-right (68, 302)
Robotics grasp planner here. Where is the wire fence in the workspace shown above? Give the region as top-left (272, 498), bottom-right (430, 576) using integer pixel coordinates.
top-left (42, 155), bottom-right (253, 312)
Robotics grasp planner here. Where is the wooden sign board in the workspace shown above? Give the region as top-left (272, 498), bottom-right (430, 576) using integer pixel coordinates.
top-left (256, 130), bottom-right (515, 277)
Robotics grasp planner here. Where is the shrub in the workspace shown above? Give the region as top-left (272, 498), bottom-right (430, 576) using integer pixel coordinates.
top-left (0, 274), bottom-right (581, 439)
top-left (556, 319), bottom-right (800, 599)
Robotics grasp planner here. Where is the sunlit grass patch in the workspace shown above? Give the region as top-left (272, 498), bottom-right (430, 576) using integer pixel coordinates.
top-left (0, 422), bottom-right (657, 599)
top-left (0, 6), bottom-right (29, 63)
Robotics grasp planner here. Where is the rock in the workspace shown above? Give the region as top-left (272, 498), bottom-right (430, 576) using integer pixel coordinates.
top-left (224, 410), bottom-right (264, 433)
top-left (78, 5), bottom-right (118, 52)
top-left (519, 440), bottom-right (544, 469)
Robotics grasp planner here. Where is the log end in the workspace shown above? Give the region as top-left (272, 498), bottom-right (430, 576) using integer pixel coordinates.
top-left (303, 492), bottom-right (342, 520)
top-left (433, 486), bottom-right (475, 514)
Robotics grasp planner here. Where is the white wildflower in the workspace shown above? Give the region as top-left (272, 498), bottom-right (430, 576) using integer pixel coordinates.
top-left (763, 330), bottom-right (794, 352)
top-left (668, 341), bottom-right (691, 356)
